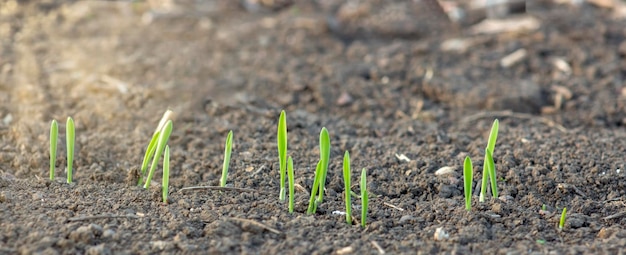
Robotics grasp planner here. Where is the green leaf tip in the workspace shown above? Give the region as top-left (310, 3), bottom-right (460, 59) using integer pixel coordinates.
top-left (220, 130), bottom-right (234, 187)
top-left (162, 145), bottom-right (170, 203)
top-left (317, 127), bottom-right (330, 204)
top-left (278, 110), bottom-right (288, 201)
top-left (559, 207), bottom-right (567, 229)
top-left (360, 168), bottom-right (368, 228)
top-left (49, 120), bottom-right (58, 181)
top-left (66, 117), bottom-right (75, 184)
top-left (287, 156), bottom-right (295, 213)
top-left (343, 151), bottom-right (352, 224)
top-left (463, 156), bottom-right (473, 211)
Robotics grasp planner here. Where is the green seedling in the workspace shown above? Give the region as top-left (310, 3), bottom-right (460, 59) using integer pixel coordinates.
top-left (480, 119), bottom-right (499, 202)
top-left (49, 120), bottom-right (58, 181)
top-left (162, 145), bottom-right (170, 203)
top-left (66, 117), bottom-right (75, 184)
top-left (220, 130), bottom-right (233, 187)
top-left (307, 161), bottom-right (323, 215)
top-left (463, 156), bottom-right (473, 211)
top-left (541, 204), bottom-right (547, 211)
top-left (317, 127), bottom-right (330, 204)
top-left (144, 120), bottom-right (173, 189)
top-left (287, 156), bottom-right (295, 213)
top-left (139, 110), bottom-right (172, 185)
top-left (277, 110), bottom-right (287, 201)
top-left (559, 207), bottom-right (567, 230)
top-left (360, 168), bottom-right (368, 228)
top-left (343, 151), bottom-right (352, 224)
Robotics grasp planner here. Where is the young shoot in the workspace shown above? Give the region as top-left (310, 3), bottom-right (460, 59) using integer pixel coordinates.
top-left (220, 130), bottom-right (233, 187)
top-left (287, 156), bottom-right (295, 213)
top-left (139, 110), bottom-right (173, 185)
top-left (317, 127), bottom-right (330, 204)
top-left (144, 120), bottom-right (173, 189)
top-left (360, 168), bottom-right (368, 228)
top-left (485, 148), bottom-right (497, 198)
top-left (343, 151), bottom-right (352, 224)
top-left (480, 119), bottom-right (499, 202)
top-left (162, 145), bottom-right (170, 203)
top-left (66, 117), bottom-right (75, 184)
top-left (49, 120), bottom-right (58, 181)
top-left (277, 110), bottom-right (287, 201)
top-left (463, 156), bottom-right (473, 211)
top-left (307, 161), bottom-right (323, 215)
top-left (559, 207), bottom-right (567, 230)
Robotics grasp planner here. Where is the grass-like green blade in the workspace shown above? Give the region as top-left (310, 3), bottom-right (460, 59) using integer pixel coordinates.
top-left (307, 161), bottom-right (323, 215)
top-left (486, 148), bottom-right (498, 198)
top-left (220, 130), bottom-right (233, 187)
top-left (144, 120), bottom-right (173, 189)
top-left (66, 117), bottom-right (75, 184)
top-left (343, 151), bottom-right (352, 224)
top-left (463, 156), bottom-right (473, 211)
top-left (139, 110), bottom-right (172, 185)
top-left (287, 156), bottom-right (295, 213)
top-left (139, 132), bottom-right (159, 185)
top-left (278, 110), bottom-right (287, 201)
top-left (317, 127), bottom-right (330, 204)
top-left (559, 207), bottom-right (567, 229)
top-left (162, 145), bottom-right (170, 203)
top-left (50, 120), bottom-right (58, 181)
top-left (480, 119), bottom-right (499, 202)
top-left (487, 119), bottom-right (499, 155)
top-left (360, 168), bottom-right (368, 228)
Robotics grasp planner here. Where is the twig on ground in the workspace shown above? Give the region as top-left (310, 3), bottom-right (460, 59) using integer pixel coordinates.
top-left (603, 211), bottom-right (626, 221)
top-left (179, 186), bottom-right (268, 194)
top-left (460, 110), bottom-right (567, 132)
top-left (67, 214), bottom-right (140, 222)
top-left (227, 217), bottom-right (281, 234)
top-left (383, 202), bottom-right (404, 211)
top-left (371, 240), bottom-right (386, 254)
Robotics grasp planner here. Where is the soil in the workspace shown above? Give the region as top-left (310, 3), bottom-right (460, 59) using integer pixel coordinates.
top-left (1, 0), bottom-right (626, 254)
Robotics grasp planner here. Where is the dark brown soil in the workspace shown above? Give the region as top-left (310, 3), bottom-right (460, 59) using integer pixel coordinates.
top-left (2, 0), bottom-right (626, 254)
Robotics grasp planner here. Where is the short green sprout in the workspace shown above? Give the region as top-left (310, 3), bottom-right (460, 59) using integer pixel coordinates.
top-left (559, 207), bottom-right (567, 230)
top-left (463, 156), bottom-right (473, 211)
top-left (49, 120), bottom-right (58, 181)
top-left (360, 168), bottom-right (368, 228)
top-left (307, 161), bottom-right (323, 215)
top-left (343, 151), bottom-right (352, 224)
top-left (143, 120), bottom-right (173, 189)
top-left (139, 110), bottom-right (172, 185)
top-left (220, 130), bottom-right (233, 187)
top-left (162, 145), bottom-right (170, 203)
top-left (277, 110), bottom-right (287, 201)
top-left (317, 127), bottom-right (330, 204)
top-left (287, 156), bottom-right (295, 213)
top-left (66, 117), bottom-right (75, 184)
top-left (480, 119), bottom-right (499, 202)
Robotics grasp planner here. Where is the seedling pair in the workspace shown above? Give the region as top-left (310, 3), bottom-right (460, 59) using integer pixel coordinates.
top-left (137, 110), bottom-right (174, 203)
top-left (343, 151), bottom-right (369, 228)
top-left (276, 111), bottom-right (296, 212)
top-left (306, 127), bottom-right (330, 214)
top-left (49, 117), bottom-right (75, 184)
top-left (462, 119), bottom-right (499, 211)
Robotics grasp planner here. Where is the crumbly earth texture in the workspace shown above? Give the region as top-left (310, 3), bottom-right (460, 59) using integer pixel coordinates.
top-left (1, 0), bottom-right (626, 254)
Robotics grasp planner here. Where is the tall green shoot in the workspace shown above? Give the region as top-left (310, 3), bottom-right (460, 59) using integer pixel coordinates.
top-left (162, 145), bottom-right (170, 203)
top-left (463, 156), bottom-right (473, 211)
top-left (144, 120), bottom-right (173, 189)
top-left (480, 119), bottom-right (499, 202)
top-left (220, 130), bottom-right (233, 187)
top-left (277, 110), bottom-right (287, 201)
top-left (343, 151), bottom-right (352, 224)
top-left (287, 156), bottom-right (295, 213)
top-left (559, 207), bottom-right (567, 230)
top-left (66, 117), bottom-right (75, 184)
top-left (307, 161), bottom-right (323, 215)
top-left (317, 127), bottom-right (330, 204)
top-left (139, 110), bottom-right (172, 185)
top-left (49, 120), bottom-right (58, 181)
top-left (360, 168), bottom-right (368, 228)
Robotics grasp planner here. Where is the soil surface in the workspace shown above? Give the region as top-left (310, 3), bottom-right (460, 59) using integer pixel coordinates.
top-left (2, 0), bottom-right (626, 254)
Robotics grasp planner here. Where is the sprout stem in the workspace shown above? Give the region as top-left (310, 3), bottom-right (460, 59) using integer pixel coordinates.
top-left (49, 120), bottom-right (58, 181)
top-left (66, 117), bottom-right (75, 184)
top-left (220, 130), bottom-right (233, 187)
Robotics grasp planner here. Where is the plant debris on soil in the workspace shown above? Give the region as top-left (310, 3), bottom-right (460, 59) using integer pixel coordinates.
top-left (1, 0), bottom-right (626, 254)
